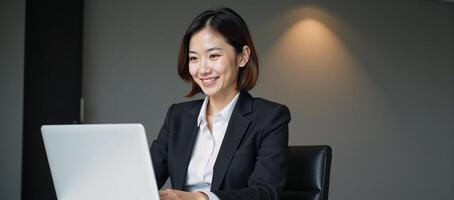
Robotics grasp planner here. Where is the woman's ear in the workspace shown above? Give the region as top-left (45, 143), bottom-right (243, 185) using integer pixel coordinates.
top-left (238, 46), bottom-right (251, 68)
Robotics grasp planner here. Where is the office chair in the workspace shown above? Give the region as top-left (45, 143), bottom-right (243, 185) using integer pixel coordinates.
top-left (281, 145), bottom-right (332, 200)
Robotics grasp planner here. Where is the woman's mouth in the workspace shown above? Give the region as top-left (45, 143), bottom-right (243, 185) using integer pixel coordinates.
top-left (200, 77), bottom-right (219, 87)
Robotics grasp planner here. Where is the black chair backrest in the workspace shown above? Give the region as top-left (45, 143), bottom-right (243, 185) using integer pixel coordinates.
top-left (281, 145), bottom-right (332, 200)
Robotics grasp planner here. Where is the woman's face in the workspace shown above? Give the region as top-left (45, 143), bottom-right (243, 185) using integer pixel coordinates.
top-left (188, 27), bottom-right (245, 98)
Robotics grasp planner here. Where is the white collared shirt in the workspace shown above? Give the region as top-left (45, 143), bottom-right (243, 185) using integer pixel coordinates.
top-left (185, 92), bottom-right (240, 200)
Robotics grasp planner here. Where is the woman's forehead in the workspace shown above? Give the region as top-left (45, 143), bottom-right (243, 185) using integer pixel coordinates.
top-left (189, 28), bottom-right (229, 52)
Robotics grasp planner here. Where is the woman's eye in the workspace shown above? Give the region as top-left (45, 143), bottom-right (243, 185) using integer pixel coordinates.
top-left (189, 56), bottom-right (198, 62)
top-left (209, 54), bottom-right (220, 60)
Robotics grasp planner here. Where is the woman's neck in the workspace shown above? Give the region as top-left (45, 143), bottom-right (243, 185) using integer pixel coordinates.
top-left (207, 90), bottom-right (239, 116)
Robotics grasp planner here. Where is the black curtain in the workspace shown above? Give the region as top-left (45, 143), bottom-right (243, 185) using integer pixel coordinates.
top-left (21, 0), bottom-right (83, 199)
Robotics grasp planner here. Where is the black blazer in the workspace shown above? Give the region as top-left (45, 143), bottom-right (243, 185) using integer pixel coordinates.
top-left (150, 91), bottom-right (290, 200)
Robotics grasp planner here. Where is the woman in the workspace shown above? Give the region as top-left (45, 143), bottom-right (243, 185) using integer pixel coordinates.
top-left (150, 7), bottom-right (290, 200)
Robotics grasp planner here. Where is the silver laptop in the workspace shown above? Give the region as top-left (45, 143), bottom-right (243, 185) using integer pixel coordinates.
top-left (41, 124), bottom-right (159, 200)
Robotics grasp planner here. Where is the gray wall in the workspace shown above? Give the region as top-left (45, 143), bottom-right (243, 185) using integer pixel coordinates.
top-left (83, 0), bottom-right (454, 200)
top-left (0, 0), bottom-right (25, 199)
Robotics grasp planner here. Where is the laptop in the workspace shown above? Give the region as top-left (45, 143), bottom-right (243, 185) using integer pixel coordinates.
top-left (41, 123), bottom-right (160, 200)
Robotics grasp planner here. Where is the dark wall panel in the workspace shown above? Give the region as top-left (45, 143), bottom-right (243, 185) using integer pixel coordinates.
top-left (22, 0), bottom-right (83, 199)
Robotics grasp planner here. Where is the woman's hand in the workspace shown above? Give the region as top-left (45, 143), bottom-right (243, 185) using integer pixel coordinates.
top-left (159, 189), bottom-right (209, 200)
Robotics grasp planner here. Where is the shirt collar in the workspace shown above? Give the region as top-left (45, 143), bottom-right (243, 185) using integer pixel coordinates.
top-left (197, 92), bottom-right (240, 127)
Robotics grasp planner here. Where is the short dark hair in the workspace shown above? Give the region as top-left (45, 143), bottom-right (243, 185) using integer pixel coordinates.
top-left (177, 7), bottom-right (259, 97)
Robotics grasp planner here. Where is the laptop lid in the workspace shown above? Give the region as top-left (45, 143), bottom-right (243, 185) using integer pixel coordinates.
top-left (41, 124), bottom-right (159, 200)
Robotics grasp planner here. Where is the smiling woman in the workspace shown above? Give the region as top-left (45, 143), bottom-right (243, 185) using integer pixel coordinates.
top-left (150, 7), bottom-right (291, 200)
top-left (188, 28), bottom-right (246, 104)
top-left (177, 8), bottom-right (258, 100)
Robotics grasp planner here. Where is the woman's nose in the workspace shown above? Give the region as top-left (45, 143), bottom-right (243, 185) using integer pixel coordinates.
top-left (200, 59), bottom-right (212, 75)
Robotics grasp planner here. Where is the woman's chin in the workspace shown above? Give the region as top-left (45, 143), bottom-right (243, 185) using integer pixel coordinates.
top-left (201, 88), bottom-right (220, 97)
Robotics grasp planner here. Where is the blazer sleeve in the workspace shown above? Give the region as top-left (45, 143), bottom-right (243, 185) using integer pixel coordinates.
top-left (150, 104), bottom-right (174, 189)
top-left (212, 105), bottom-right (291, 200)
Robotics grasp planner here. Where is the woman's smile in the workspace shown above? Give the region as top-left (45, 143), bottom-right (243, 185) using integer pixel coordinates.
top-left (200, 76), bottom-right (220, 87)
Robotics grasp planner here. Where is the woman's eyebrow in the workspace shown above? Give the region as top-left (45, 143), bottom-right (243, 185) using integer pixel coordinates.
top-left (189, 47), bottom-right (223, 54)
top-left (206, 47), bottom-right (223, 52)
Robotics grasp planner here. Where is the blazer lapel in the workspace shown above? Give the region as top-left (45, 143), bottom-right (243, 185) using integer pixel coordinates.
top-left (211, 91), bottom-right (253, 190)
top-left (173, 102), bottom-right (202, 190)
